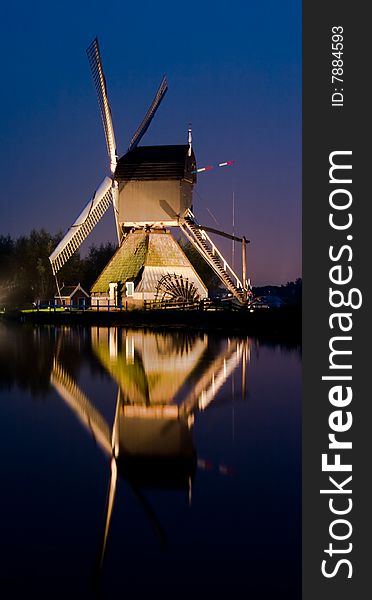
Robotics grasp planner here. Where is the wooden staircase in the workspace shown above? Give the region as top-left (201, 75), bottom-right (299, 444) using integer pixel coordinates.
top-left (180, 210), bottom-right (246, 304)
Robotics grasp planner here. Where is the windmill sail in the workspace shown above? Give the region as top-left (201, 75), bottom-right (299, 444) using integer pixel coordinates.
top-left (128, 76), bottom-right (168, 151)
top-left (86, 38), bottom-right (117, 172)
top-left (49, 177), bottom-right (113, 275)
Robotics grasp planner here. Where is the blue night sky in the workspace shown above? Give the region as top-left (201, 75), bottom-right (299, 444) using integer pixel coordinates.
top-left (0, 1), bottom-right (301, 286)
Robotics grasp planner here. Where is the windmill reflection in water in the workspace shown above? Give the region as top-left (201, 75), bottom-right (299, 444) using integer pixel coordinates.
top-left (50, 328), bottom-right (250, 572)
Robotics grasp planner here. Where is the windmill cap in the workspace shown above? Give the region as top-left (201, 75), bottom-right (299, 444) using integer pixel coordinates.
top-left (115, 145), bottom-right (196, 182)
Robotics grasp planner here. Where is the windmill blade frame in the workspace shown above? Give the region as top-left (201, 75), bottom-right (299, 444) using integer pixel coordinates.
top-left (86, 38), bottom-right (117, 172)
top-left (49, 177), bottom-right (113, 275)
top-left (128, 76), bottom-right (168, 152)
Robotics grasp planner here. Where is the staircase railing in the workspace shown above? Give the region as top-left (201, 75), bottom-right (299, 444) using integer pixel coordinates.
top-left (180, 210), bottom-right (245, 302)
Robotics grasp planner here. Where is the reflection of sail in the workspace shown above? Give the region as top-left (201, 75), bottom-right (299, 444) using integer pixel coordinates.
top-left (51, 360), bottom-right (112, 455)
top-left (99, 393), bottom-right (121, 570)
top-left (181, 340), bottom-right (246, 415)
top-left (99, 456), bottom-right (117, 569)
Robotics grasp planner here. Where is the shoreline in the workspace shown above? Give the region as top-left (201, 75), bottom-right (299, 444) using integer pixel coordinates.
top-left (1, 306), bottom-right (301, 345)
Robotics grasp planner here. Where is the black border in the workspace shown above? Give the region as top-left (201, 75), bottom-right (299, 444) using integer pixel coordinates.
top-left (303, 2), bottom-right (370, 597)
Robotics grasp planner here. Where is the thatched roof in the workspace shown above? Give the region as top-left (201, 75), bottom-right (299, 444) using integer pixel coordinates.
top-left (91, 230), bottom-right (205, 295)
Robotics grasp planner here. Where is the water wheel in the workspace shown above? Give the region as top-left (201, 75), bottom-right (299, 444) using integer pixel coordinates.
top-left (154, 273), bottom-right (200, 304)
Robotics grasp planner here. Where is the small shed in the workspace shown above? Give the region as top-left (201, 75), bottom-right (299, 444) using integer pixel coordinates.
top-left (55, 284), bottom-right (90, 308)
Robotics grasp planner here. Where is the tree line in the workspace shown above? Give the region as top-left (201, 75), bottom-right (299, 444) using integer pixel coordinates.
top-left (0, 230), bottom-right (116, 307)
top-left (253, 278), bottom-right (302, 306)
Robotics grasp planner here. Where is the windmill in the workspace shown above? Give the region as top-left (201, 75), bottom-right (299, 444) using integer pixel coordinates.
top-left (49, 38), bottom-right (250, 306)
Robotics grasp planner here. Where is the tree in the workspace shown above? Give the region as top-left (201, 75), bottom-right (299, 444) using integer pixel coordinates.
top-left (0, 229), bottom-right (117, 306)
top-left (81, 242), bottom-right (116, 288)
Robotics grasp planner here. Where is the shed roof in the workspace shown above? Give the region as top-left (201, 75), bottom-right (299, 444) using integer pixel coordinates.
top-left (56, 284), bottom-right (89, 298)
top-left (115, 145), bottom-right (196, 182)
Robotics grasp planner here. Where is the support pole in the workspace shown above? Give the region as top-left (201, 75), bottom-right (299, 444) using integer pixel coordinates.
top-left (242, 341), bottom-right (247, 401)
top-left (232, 191), bottom-right (235, 269)
top-left (242, 236), bottom-right (247, 291)
top-left (54, 274), bottom-right (62, 304)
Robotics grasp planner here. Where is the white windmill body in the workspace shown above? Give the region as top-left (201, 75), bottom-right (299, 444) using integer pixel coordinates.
top-left (49, 38), bottom-right (249, 307)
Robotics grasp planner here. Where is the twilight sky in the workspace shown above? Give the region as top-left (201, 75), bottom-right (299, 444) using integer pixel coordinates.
top-left (0, 0), bottom-right (301, 286)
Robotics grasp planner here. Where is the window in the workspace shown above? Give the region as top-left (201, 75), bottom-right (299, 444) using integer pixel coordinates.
top-left (126, 281), bottom-right (134, 297)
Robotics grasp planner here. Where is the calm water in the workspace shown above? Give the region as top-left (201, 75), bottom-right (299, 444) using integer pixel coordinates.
top-left (0, 323), bottom-right (301, 598)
